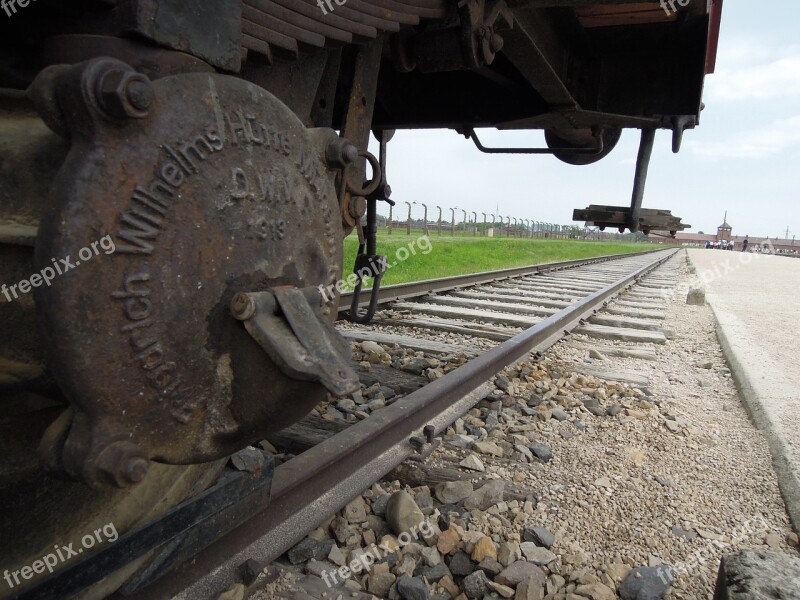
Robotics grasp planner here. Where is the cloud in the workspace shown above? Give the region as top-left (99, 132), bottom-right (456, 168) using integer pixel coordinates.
top-left (686, 115), bottom-right (800, 159)
top-left (714, 36), bottom-right (776, 68)
top-left (707, 54), bottom-right (800, 102)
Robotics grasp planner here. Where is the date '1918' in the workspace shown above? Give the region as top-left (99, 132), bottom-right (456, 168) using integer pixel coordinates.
top-left (247, 217), bottom-right (286, 241)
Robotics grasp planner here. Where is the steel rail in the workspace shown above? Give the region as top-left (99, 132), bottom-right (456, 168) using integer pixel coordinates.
top-left (140, 248), bottom-right (678, 600)
top-left (339, 248), bottom-right (662, 313)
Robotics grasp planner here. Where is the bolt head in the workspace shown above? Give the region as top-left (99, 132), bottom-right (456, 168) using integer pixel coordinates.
top-left (342, 143), bottom-right (359, 165)
top-left (126, 79), bottom-right (155, 111)
top-left (348, 196), bottom-right (368, 219)
top-left (231, 293), bottom-right (256, 320)
top-left (326, 139), bottom-right (359, 169)
top-left (490, 33), bottom-right (504, 54)
top-left (94, 441), bottom-right (148, 488)
top-left (97, 69), bottom-right (153, 119)
top-left (123, 457), bottom-right (149, 484)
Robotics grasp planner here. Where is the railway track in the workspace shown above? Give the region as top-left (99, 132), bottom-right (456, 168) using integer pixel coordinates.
top-left (17, 248), bottom-right (681, 600)
top-left (2, 4), bottom-right (725, 597)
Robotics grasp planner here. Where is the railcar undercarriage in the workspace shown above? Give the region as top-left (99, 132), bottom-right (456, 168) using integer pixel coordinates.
top-left (0, 0), bottom-right (721, 596)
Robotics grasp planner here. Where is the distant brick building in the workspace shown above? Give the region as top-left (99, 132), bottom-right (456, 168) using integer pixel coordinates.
top-left (716, 214), bottom-right (732, 242)
top-left (652, 213), bottom-right (798, 253)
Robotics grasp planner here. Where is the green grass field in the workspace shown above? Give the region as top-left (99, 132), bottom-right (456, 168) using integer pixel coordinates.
top-left (341, 230), bottom-right (661, 288)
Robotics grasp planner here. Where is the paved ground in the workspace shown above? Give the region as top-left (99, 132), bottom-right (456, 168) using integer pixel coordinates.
top-left (687, 249), bottom-right (800, 530)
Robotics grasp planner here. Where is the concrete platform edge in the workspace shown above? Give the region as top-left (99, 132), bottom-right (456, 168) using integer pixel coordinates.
top-left (707, 301), bottom-right (800, 532)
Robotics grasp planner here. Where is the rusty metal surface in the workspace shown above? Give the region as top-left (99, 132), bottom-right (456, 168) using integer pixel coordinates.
top-left (233, 289), bottom-right (359, 397)
top-left (241, 0), bottom-right (446, 63)
top-left (351, 0), bottom-right (420, 26)
top-left (0, 0), bottom-right (718, 144)
top-left (123, 0), bottom-right (243, 72)
top-left (247, 0), bottom-right (354, 44)
top-left (573, 205), bottom-right (690, 236)
top-left (268, 0), bottom-right (377, 40)
top-left (242, 4), bottom-right (326, 49)
top-left (371, 0), bottom-right (714, 145)
top-left (137, 249), bottom-right (677, 600)
top-left (0, 94), bottom-right (68, 392)
top-left (629, 128), bottom-right (656, 232)
top-left (28, 58), bottom-right (349, 486)
top-left (9, 454), bottom-right (275, 600)
top-left (465, 126), bottom-right (611, 160)
top-left (0, 1), bottom-right (722, 595)
top-left (326, 2), bottom-right (402, 33)
top-left (706, 0), bottom-right (724, 74)
top-left (30, 1), bottom-right (242, 73)
top-left (242, 18), bottom-right (299, 57)
top-left (339, 39), bottom-right (383, 231)
top-left (41, 35), bottom-right (216, 80)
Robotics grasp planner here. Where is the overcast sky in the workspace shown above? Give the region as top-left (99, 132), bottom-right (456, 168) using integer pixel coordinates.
top-left (372, 1), bottom-right (798, 240)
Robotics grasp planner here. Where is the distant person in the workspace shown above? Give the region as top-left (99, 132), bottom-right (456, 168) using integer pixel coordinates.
top-left (729, 240), bottom-right (735, 251)
top-left (742, 236), bottom-right (749, 252)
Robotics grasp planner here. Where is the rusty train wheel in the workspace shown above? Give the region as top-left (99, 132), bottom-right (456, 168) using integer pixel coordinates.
top-left (0, 59), bottom-right (356, 596)
top-left (0, 92), bottom-right (230, 598)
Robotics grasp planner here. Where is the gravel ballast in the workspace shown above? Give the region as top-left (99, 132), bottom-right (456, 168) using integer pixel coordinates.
top-left (250, 254), bottom-right (798, 600)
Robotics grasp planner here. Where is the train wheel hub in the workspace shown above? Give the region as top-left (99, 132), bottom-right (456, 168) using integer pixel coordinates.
top-left (30, 58), bottom-right (358, 486)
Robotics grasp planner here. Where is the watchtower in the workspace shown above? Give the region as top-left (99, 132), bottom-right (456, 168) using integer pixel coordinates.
top-left (717, 211), bottom-right (732, 241)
